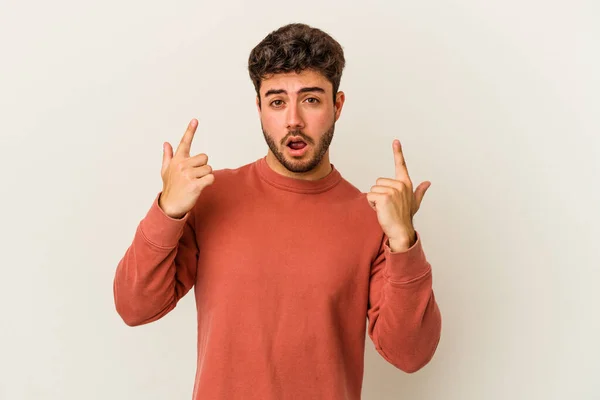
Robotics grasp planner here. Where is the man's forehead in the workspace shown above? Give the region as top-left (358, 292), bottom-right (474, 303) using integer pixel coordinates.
top-left (260, 70), bottom-right (331, 94)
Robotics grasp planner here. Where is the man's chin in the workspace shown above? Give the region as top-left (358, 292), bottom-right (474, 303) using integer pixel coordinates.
top-left (280, 154), bottom-right (319, 173)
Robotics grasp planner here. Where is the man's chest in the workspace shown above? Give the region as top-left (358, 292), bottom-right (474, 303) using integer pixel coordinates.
top-left (193, 201), bottom-right (375, 310)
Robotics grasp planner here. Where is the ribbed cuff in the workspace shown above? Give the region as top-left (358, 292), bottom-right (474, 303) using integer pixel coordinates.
top-left (138, 192), bottom-right (190, 248)
top-left (383, 231), bottom-right (431, 283)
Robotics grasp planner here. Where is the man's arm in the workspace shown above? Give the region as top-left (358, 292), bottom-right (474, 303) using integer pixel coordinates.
top-left (367, 231), bottom-right (442, 373)
top-left (113, 192), bottom-right (198, 326)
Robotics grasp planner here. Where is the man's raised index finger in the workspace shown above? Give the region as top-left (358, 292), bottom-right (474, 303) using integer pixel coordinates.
top-left (393, 139), bottom-right (410, 182)
top-left (176, 118), bottom-right (198, 157)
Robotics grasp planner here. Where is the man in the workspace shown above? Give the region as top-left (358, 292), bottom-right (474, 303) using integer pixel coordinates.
top-left (113, 23), bottom-right (441, 400)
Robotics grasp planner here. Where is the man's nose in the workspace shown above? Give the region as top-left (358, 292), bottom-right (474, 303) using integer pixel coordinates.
top-left (286, 103), bottom-right (305, 129)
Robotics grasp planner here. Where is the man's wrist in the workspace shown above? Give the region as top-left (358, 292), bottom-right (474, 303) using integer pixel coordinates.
top-left (158, 194), bottom-right (186, 220)
top-left (388, 231), bottom-right (417, 252)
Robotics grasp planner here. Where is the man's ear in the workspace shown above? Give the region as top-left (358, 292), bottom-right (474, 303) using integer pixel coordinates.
top-left (334, 91), bottom-right (346, 121)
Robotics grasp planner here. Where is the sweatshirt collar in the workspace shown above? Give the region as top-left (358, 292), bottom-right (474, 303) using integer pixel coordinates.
top-left (255, 156), bottom-right (342, 194)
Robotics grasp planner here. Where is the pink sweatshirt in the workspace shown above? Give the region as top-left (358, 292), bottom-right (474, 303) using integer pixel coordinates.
top-left (113, 156), bottom-right (441, 399)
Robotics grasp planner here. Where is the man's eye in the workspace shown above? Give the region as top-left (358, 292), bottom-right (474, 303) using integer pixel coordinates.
top-left (271, 100), bottom-right (283, 107)
top-left (305, 98), bottom-right (319, 104)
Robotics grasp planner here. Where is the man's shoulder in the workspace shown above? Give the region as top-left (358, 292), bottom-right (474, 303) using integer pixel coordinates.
top-left (210, 158), bottom-right (257, 182)
top-left (190, 159), bottom-right (257, 216)
top-left (194, 158), bottom-right (259, 204)
top-left (328, 177), bottom-right (377, 221)
top-left (335, 175), bottom-right (369, 204)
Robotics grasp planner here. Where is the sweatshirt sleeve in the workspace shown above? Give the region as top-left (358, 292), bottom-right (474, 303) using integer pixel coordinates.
top-left (367, 230), bottom-right (442, 373)
top-left (113, 192), bottom-right (199, 326)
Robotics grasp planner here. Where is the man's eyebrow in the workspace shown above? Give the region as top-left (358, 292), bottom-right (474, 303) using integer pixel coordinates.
top-left (264, 86), bottom-right (326, 97)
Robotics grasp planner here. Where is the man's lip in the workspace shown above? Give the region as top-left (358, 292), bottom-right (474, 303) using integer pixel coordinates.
top-left (285, 136), bottom-right (307, 145)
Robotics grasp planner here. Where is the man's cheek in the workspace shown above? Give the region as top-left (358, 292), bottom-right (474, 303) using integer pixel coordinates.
top-left (265, 113), bottom-right (283, 128)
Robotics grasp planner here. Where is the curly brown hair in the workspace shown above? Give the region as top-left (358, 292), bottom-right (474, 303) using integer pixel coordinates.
top-left (248, 23), bottom-right (346, 106)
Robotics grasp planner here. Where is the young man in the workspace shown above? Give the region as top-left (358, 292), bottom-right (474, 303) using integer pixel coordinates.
top-left (113, 23), bottom-right (441, 400)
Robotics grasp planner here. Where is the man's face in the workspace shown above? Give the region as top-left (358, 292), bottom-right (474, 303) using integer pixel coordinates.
top-left (257, 69), bottom-right (345, 174)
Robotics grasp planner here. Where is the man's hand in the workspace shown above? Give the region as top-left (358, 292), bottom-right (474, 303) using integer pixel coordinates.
top-left (158, 119), bottom-right (215, 219)
top-left (366, 139), bottom-right (430, 251)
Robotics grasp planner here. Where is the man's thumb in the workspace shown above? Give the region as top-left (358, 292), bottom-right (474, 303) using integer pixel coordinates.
top-left (162, 142), bottom-right (173, 174)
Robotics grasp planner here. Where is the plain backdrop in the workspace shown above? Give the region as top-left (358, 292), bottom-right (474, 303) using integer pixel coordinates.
top-left (1, 0), bottom-right (599, 399)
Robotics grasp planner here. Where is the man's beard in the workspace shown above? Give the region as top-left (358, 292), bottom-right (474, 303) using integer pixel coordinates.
top-left (261, 120), bottom-right (336, 174)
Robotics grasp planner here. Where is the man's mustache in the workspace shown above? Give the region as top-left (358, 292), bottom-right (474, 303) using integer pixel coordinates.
top-left (283, 130), bottom-right (313, 145)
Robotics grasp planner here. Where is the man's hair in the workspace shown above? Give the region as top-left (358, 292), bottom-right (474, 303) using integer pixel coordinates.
top-left (248, 23), bottom-right (345, 105)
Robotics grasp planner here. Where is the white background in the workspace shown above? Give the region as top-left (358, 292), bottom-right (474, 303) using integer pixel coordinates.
top-left (1, 0), bottom-right (599, 399)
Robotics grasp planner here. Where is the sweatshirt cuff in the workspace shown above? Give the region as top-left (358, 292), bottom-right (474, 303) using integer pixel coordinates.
top-left (138, 192), bottom-right (190, 248)
top-left (383, 231), bottom-right (431, 283)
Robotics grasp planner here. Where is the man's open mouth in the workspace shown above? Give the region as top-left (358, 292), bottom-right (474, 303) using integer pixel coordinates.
top-left (288, 141), bottom-right (307, 150)
top-left (286, 136), bottom-right (308, 150)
